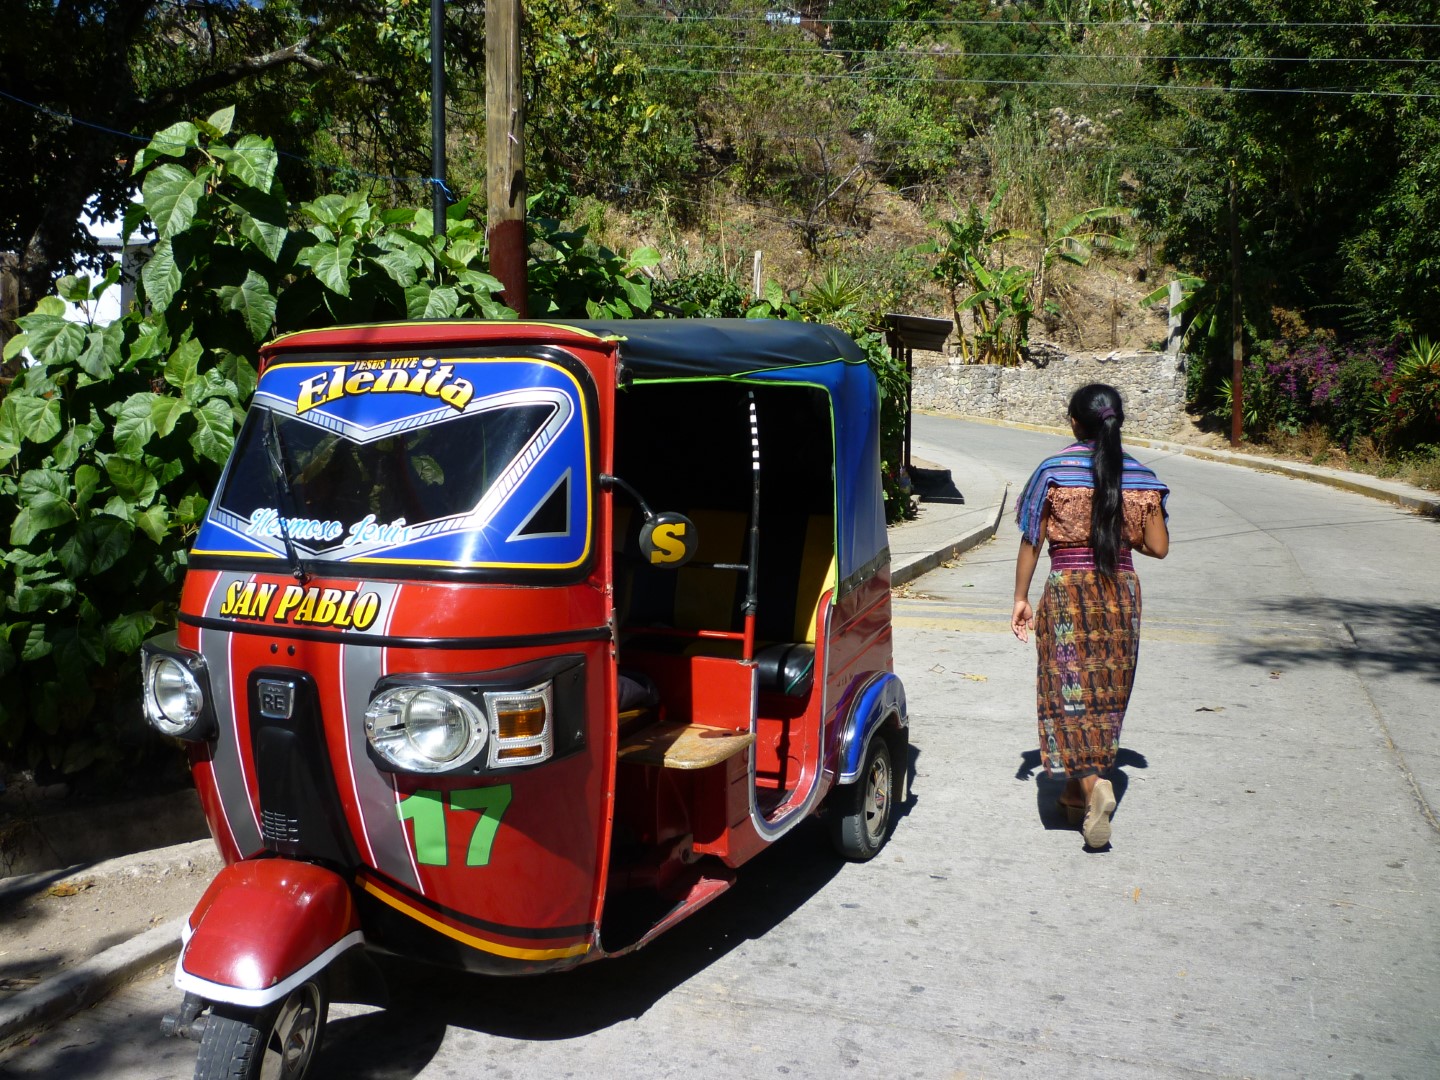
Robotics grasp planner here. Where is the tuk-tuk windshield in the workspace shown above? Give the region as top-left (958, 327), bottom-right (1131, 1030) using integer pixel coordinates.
top-left (192, 355), bottom-right (594, 574)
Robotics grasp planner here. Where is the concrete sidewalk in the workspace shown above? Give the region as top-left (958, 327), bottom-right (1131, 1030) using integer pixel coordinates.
top-left (2, 412), bottom-right (1432, 1050)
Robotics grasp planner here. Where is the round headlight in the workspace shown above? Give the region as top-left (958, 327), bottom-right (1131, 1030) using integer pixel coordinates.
top-left (365, 687), bottom-right (486, 773)
top-left (145, 656), bottom-right (204, 737)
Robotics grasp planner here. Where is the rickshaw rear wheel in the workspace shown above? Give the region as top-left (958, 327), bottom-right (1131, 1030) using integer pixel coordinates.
top-left (830, 734), bottom-right (897, 861)
top-left (194, 978), bottom-right (328, 1080)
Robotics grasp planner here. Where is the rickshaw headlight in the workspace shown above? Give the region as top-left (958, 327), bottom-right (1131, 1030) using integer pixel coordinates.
top-left (143, 655), bottom-right (207, 738)
top-left (484, 683), bottom-right (554, 768)
top-left (365, 687), bottom-right (487, 773)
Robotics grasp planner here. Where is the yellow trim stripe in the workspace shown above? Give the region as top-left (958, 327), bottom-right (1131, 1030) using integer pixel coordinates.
top-left (359, 878), bottom-right (592, 961)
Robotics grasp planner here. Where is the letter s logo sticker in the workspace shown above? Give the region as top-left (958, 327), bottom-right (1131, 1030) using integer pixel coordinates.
top-left (639, 512), bottom-right (697, 569)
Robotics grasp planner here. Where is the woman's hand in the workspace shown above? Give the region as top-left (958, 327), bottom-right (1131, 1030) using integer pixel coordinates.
top-left (1011, 598), bottom-right (1034, 642)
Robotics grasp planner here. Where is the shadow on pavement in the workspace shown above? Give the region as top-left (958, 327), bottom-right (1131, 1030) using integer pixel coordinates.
top-left (1015, 747), bottom-right (1149, 832)
top-left (312, 809), bottom-right (884, 1077)
top-left (1243, 598), bottom-right (1440, 685)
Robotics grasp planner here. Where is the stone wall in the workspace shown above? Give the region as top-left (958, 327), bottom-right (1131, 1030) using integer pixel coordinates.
top-left (910, 350), bottom-right (1188, 437)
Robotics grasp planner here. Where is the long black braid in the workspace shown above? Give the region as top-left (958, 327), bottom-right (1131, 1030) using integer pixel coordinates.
top-left (1069, 383), bottom-right (1125, 577)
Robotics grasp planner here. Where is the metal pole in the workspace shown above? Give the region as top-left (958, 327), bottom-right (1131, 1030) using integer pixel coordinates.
top-left (430, 0), bottom-right (447, 239)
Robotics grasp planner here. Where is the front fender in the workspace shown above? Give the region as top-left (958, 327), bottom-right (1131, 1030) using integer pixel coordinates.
top-left (836, 672), bottom-right (908, 785)
top-left (177, 859), bottom-right (362, 1008)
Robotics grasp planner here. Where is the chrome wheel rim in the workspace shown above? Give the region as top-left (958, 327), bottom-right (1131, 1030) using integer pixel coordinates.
top-left (260, 982), bottom-right (322, 1080)
top-left (863, 750), bottom-right (891, 846)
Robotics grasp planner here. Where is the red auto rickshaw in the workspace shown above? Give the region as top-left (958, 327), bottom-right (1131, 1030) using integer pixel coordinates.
top-left (141, 318), bottom-right (908, 1078)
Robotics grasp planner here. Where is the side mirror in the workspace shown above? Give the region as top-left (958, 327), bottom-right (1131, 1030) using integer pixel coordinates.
top-left (601, 475), bottom-right (699, 571)
top-left (638, 511), bottom-right (697, 569)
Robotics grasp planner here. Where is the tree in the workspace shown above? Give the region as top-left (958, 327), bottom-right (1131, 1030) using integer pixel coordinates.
top-left (0, 0), bottom-right (482, 338)
top-left (0, 111), bottom-right (655, 785)
top-left (1133, 0), bottom-right (1440, 356)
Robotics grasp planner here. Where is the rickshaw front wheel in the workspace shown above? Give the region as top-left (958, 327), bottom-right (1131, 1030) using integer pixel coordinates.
top-left (194, 979), bottom-right (328, 1080)
top-left (830, 734), bottom-right (898, 861)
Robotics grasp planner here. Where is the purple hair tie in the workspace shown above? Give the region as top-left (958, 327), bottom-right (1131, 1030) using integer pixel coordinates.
top-left (1097, 405), bottom-right (1117, 421)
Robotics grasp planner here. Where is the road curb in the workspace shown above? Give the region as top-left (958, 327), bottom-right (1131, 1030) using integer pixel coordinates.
top-left (1125, 437), bottom-right (1440, 516)
top-left (891, 485), bottom-right (1009, 588)
top-left (0, 917), bottom-right (182, 1048)
top-left (924, 411), bottom-right (1440, 517)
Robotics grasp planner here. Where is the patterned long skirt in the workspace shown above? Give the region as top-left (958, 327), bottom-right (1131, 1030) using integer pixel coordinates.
top-left (1034, 555), bottom-right (1142, 779)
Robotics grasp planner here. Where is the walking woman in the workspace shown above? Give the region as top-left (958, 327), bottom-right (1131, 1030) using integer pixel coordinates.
top-left (1011, 384), bottom-right (1170, 849)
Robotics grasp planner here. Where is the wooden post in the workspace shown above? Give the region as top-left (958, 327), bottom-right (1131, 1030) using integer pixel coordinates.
top-left (1166, 279), bottom-right (1182, 355)
top-left (1228, 176), bottom-right (1242, 448)
top-left (486, 0), bottom-right (527, 317)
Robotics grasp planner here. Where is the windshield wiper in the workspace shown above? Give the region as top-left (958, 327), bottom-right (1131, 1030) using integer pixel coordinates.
top-left (262, 410), bottom-right (310, 587)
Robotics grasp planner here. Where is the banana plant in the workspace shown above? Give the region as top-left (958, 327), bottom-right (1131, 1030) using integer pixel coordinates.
top-left (959, 258), bottom-right (1035, 366)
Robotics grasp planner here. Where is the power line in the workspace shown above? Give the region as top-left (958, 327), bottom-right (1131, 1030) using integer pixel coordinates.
top-left (0, 87), bottom-right (451, 196)
top-left (617, 38), bottom-right (1440, 65)
top-left (615, 13), bottom-right (1440, 31)
top-left (641, 65), bottom-right (1440, 99)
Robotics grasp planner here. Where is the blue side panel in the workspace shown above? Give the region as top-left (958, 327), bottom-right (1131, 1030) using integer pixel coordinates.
top-left (744, 359), bottom-right (888, 593)
top-left (837, 672), bottom-right (908, 783)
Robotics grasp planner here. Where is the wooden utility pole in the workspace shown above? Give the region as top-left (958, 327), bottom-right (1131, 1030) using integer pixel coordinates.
top-left (1228, 174), bottom-right (1243, 448)
top-left (486, 0), bottom-right (527, 316)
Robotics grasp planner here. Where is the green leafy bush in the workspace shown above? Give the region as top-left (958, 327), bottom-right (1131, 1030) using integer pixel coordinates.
top-left (1376, 337), bottom-right (1440, 452)
top-left (0, 108), bottom-right (521, 784)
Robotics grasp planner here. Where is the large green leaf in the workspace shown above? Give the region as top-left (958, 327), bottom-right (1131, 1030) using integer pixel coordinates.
top-left (52, 420), bottom-right (96, 470)
top-left (164, 337), bottom-right (204, 390)
top-left (141, 238), bottom-right (183, 312)
top-left (52, 625), bottom-right (104, 684)
top-left (112, 394), bottom-right (160, 456)
top-left (299, 240), bottom-right (355, 297)
top-left (420, 286), bottom-right (459, 319)
top-left (0, 398), bottom-right (25, 465)
top-left (143, 163), bottom-right (211, 240)
top-left (104, 611), bottom-right (158, 655)
top-left (175, 493), bottom-right (209, 525)
top-left (77, 321), bottom-right (123, 379)
top-left (214, 135), bottom-right (279, 193)
top-left (372, 247), bottom-right (420, 287)
top-left (219, 269), bottom-right (277, 342)
top-left (84, 517), bottom-right (133, 574)
top-left (74, 464), bottom-right (102, 510)
top-left (19, 624), bottom-right (52, 662)
top-left (202, 105), bottom-right (235, 137)
top-left (190, 399), bottom-right (236, 465)
top-left (133, 121), bottom-right (200, 173)
top-left (227, 187), bottom-right (289, 263)
top-left (215, 351), bottom-right (258, 401)
top-left (184, 368), bottom-right (239, 407)
top-left (18, 312), bottom-right (85, 366)
top-left (128, 319), bottom-right (171, 366)
top-left (104, 455), bottom-right (159, 506)
top-left (55, 275), bottom-right (89, 303)
top-left (11, 486), bottom-right (75, 544)
top-left (150, 395), bottom-right (187, 438)
top-left (3, 331), bottom-right (28, 363)
top-left (135, 505), bottom-right (169, 544)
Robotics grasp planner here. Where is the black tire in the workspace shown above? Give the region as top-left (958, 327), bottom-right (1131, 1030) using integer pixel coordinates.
top-left (195, 979), bottom-right (328, 1080)
top-left (829, 733), bottom-right (897, 861)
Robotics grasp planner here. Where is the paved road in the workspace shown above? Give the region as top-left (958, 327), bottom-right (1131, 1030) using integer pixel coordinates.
top-left (4, 416), bottom-right (1437, 1079)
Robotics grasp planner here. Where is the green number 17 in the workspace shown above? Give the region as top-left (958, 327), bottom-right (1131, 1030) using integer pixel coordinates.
top-left (397, 785), bottom-right (513, 867)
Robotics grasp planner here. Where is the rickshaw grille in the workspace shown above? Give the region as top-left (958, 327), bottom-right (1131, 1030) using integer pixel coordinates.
top-left (260, 809), bottom-right (302, 845)
top-left (247, 669), bottom-right (361, 869)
